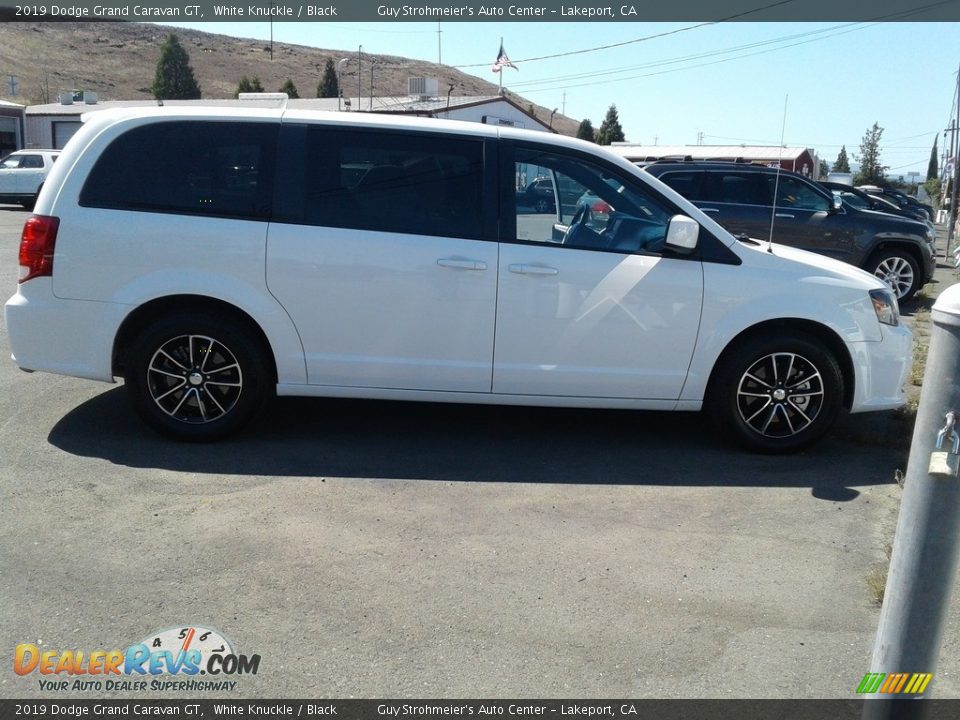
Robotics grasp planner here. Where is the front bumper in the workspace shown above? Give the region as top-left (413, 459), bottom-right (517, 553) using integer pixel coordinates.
top-left (848, 322), bottom-right (913, 413)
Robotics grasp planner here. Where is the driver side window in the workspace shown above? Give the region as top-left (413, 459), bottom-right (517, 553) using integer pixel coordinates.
top-left (513, 147), bottom-right (672, 255)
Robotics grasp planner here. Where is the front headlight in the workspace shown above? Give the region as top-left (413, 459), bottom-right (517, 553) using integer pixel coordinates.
top-left (870, 288), bottom-right (900, 327)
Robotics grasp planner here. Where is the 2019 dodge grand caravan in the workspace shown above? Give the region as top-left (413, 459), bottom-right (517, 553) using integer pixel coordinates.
top-left (644, 161), bottom-right (935, 302)
top-left (4, 108), bottom-right (912, 452)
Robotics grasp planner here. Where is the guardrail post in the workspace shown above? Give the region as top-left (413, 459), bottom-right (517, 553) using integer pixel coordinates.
top-left (863, 283), bottom-right (960, 719)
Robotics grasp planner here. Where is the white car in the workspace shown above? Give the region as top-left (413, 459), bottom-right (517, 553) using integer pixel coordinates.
top-left (0, 150), bottom-right (60, 209)
top-left (4, 108), bottom-right (911, 452)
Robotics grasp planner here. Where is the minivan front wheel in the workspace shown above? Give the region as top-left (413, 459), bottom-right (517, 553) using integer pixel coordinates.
top-left (709, 333), bottom-right (843, 453)
top-left (869, 249), bottom-right (919, 303)
top-left (126, 313), bottom-right (270, 441)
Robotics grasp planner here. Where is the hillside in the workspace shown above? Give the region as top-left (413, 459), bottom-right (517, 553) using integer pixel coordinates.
top-left (0, 21), bottom-right (580, 136)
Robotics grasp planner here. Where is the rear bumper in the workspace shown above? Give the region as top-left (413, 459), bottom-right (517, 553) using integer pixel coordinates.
top-left (4, 279), bottom-right (126, 383)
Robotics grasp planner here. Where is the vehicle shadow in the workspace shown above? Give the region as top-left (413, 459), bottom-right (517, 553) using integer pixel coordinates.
top-left (47, 387), bottom-right (907, 500)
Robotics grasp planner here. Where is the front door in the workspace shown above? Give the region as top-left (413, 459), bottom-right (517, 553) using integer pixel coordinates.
top-left (493, 145), bottom-right (703, 400)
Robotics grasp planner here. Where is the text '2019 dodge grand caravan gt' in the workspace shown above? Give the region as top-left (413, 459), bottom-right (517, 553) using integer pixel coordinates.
top-left (5, 108), bottom-right (912, 452)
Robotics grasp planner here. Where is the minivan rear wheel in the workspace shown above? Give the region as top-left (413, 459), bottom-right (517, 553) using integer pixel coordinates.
top-left (868, 249), bottom-right (919, 303)
top-left (709, 332), bottom-right (843, 453)
top-left (125, 312), bottom-right (271, 441)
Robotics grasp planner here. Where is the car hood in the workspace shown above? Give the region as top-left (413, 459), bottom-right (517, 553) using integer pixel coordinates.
top-left (736, 237), bottom-right (888, 291)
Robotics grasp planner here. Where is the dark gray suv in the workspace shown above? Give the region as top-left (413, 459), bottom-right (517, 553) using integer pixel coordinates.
top-left (644, 162), bottom-right (935, 301)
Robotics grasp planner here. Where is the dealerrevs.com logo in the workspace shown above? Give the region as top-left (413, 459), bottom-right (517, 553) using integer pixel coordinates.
top-left (14, 626), bottom-right (260, 692)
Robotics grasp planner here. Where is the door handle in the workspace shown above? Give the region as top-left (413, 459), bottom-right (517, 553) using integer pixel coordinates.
top-left (700, 208), bottom-right (720, 214)
top-left (508, 263), bottom-right (559, 276)
top-left (775, 213), bottom-right (795, 219)
top-left (437, 258), bottom-right (487, 271)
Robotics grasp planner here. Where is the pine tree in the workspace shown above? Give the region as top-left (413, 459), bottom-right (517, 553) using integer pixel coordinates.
top-left (317, 59), bottom-right (339, 98)
top-left (818, 159), bottom-right (829, 179)
top-left (235, 76), bottom-right (264, 98)
top-left (927, 137), bottom-right (939, 181)
top-left (151, 34), bottom-right (201, 100)
top-left (854, 123), bottom-right (887, 186)
top-left (834, 146), bottom-right (851, 173)
top-left (595, 105), bottom-right (625, 145)
top-left (576, 119), bottom-right (596, 143)
top-left (279, 79), bottom-right (300, 99)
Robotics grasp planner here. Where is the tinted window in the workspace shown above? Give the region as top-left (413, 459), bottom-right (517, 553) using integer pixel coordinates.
top-left (656, 171), bottom-right (704, 200)
top-left (20, 155), bottom-right (44, 169)
top-left (771, 176), bottom-right (829, 212)
top-left (1, 154), bottom-right (23, 169)
top-left (80, 121), bottom-right (278, 220)
top-left (296, 127), bottom-right (484, 240)
top-left (703, 171), bottom-right (771, 206)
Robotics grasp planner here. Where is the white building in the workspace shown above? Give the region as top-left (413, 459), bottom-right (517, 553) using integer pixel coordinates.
top-left (24, 85), bottom-right (553, 150)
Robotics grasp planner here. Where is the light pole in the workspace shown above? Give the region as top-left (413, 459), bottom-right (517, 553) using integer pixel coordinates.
top-left (337, 58), bottom-right (349, 111)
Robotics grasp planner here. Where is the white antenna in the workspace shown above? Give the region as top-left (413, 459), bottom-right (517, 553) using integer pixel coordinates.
top-left (767, 94), bottom-right (789, 254)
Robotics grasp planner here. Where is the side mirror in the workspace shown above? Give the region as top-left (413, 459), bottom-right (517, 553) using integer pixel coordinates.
top-left (831, 194), bottom-right (843, 212)
top-left (665, 214), bottom-right (699, 254)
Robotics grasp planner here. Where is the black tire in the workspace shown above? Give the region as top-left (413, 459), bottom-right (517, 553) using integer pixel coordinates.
top-left (708, 332), bottom-right (844, 454)
top-left (533, 197), bottom-right (552, 214)
top-left (867, 248), bottom-right (920, 303)
top-left (125, 312), bottom-right (272, 441)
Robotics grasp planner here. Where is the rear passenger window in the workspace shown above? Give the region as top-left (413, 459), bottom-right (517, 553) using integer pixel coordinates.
top-left (703, 172), bottom-right (771, 206)
top-left (295, 128), bottom-right (484, 240)
top-left (657, 171), bottom-right (703, 200)
top-left (21, 155), bottom-right (44, 169)
top-left (80, 121), bottom-right (278, 221)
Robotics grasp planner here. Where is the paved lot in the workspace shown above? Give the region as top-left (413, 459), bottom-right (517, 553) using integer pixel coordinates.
top-left (0, 204), bottom-right (957, 698)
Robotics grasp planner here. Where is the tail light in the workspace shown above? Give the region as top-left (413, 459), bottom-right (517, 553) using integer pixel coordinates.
top-left (18, 215), bottom-right (60, 283)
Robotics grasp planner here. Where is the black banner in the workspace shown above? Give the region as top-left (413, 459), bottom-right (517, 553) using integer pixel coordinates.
top-left (0, 0), bottom-right (958, 23)
top-left (1, 699), bottom-right (957, 720)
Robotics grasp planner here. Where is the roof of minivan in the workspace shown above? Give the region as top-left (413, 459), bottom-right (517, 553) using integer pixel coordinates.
top-left (76, 105), bottom-right (616, 163)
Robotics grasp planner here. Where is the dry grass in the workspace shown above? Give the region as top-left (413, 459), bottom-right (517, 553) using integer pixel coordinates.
top-left (0, 21), bottom-right (582, 136)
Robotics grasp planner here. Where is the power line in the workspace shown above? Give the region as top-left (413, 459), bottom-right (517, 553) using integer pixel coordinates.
top-left (452, 0), bottom-right (799, 69)
top-left (507, 23), bottom-right (861, 90)
top-left (494, 1), bottom-right (955, 96)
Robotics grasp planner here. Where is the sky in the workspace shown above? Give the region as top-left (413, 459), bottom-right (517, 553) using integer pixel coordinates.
top-left (157, 19), bottom-right (960, 178)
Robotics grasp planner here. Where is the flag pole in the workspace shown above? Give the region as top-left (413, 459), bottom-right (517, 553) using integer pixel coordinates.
top-left (499, 36), bottom-right (503, 93)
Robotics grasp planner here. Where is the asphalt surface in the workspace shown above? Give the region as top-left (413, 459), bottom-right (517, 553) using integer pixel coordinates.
top-left (0, 204), bottom-right (957, 699)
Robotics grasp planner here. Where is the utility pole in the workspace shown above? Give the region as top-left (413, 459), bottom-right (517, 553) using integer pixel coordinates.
top-left (562, 92), bottom-right (566, 116)
top-left (358, 46), bottom-right (363, 112)
top-left (437, 22), bottom-right (442, 64)
top-left (949, 63), bottom-right (960, 254)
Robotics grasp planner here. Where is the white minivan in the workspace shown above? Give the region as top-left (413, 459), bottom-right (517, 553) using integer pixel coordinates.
top-left (4, 107), bottom-right (911, 452)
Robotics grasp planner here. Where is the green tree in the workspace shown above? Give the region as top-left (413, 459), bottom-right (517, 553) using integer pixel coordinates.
top-left (833, 145), bottom-right (851, 173)
top-left (576, 119), bottom-right (596, 142)
top-left (818, 159), bottom-right (829, 179)
top-left (279, 79), bottom-right (300, 99)
top-left (235, 75), bottom-right (264, 98)
top-left (151, 34), bottom-right (200, 100)
top-left (927, 136), bottom-right (939, 181)
top-left (595, 104), bottom-right (625, 145)
top-left (924, 178), bottom-right (942, 206)
top-left (317, 59), bottom-right (339, 98)
top-left (854, 123), bottom-right (887, 186)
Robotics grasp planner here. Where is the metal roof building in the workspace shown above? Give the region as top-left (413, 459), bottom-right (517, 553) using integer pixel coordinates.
top-left (23, 91), bottom-right (552, 149)
top-left (606, 144), bottom-right (818, 176)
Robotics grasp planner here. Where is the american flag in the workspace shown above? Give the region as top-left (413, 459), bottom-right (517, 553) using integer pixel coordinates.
top-left (492, 42), bottom-right (518, 73)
